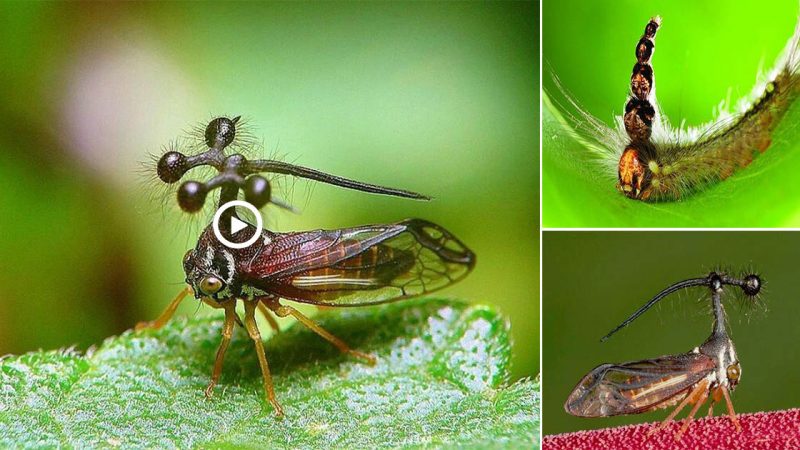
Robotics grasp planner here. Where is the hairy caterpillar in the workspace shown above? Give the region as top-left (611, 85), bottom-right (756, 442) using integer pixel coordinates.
top-left (550, 14), bottom-right (800, 202)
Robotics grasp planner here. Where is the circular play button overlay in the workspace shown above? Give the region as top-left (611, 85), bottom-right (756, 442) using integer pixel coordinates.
top-left (212, 200), bottom-right (263, 249)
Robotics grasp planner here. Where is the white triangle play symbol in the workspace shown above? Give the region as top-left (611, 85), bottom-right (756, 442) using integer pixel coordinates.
top-left (230, 216), bottom-right (247, 235)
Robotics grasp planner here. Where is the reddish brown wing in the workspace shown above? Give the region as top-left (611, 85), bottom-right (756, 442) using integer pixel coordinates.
top-left (243, 219), bottom-right (475, 306)
top-left (564, 352), bottom-right (715, 417)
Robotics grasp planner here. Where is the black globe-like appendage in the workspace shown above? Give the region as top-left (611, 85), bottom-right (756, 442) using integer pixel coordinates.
top-left (743, 274), bottom-right (761, 296)
top-left (157, 114), bottom-right (428, 216)
top-left (244, 175), bottom-right (271, 209)
top-left (205, 117), bottom-right (237, 149)
top-left (157, 151), bottom-right (187, 183)
top-left (177, 181), bottom-right (207, 212)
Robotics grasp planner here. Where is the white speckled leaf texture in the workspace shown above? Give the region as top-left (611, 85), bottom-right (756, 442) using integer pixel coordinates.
top-left (0, 299), bottom-right (539, 449)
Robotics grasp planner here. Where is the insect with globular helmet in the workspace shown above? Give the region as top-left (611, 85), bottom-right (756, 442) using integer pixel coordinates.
top-left (565, 271), bottom-right (762, 441)
top-left (136, 116), bottom-right (475, 416)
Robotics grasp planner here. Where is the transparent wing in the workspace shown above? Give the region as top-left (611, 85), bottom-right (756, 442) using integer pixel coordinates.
top-left (564, 352), bottom-right (715, 417)
top-left (248, 219), bottom-right (475, 306)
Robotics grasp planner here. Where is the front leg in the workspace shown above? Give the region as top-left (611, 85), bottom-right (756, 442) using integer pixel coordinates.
top-left (243, 300), bottom-right (284, 416)
top-left (720, 385), bottom-right (742, 432)
top-left (135, 286), bottom-right (192, 331)
top-left (205, 299), bottom-right (237, 399)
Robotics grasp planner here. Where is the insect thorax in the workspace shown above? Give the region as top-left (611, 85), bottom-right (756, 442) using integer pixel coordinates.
top-left (698, 332), bottom-right (740, 390)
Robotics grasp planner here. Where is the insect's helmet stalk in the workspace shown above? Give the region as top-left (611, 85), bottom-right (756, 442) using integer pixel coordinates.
top-left (600, 271), bottom-right (763, 342)
top-left (156, 116), bottom-right (430, 215)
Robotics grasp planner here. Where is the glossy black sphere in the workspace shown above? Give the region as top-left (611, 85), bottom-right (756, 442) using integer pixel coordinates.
top-left (244, 175), bottom-right (271, 209)
top-left (205, 117), bottom-right (238, 149)
top-left (743, 274), bottom-right (761, 296)
top-left (157, 151), bottom-right (187, 183)
top-left (177, 181), bottom-right (207, 212)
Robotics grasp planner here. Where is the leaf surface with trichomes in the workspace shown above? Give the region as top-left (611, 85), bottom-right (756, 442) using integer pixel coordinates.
top-left (0, 299), bottom-right (539, 449)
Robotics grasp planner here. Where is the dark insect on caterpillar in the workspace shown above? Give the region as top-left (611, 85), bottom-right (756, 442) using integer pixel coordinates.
top-left (565, 272), bottom-right (762, 441)
top-left (550, 14), bottom-right (800, 201)
top-left (137, 116), bottom-right (476, 416)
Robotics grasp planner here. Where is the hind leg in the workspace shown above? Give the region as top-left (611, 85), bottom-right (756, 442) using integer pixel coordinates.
top-left (675, 386), bottom-right (710, 440)
top-left (257, 300), bottom-right (281, 334)
top-left (262, 297), bottom-right (376, 365)
top-left (647, 378), bottom-right (709, 438)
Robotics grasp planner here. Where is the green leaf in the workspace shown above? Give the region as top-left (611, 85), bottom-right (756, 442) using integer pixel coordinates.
top-left (0, 299), bottom-right (539, 449)
top-left (542, 91), bottom-right (800, 227)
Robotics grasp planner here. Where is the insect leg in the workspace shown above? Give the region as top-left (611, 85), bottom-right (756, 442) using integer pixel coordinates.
top-left (675, 386), bottom-right (710, 441)
top-left (707, 386), bottom-right (723, 417)
top-left (721, 385), bottom-right (742, 432)
top-left (263, 298), bottom-right (376, 365)
top-left (203, 297), bottom-right (244, 327)
top-left (257, 300), bottom-right (281, 334)
top-left (647, 378), bottom-right (709, 437)
top-left (204, 300), bottom-right (237, 399)
top-left (135, 286), bottom-right (192, 331)
top-left (243, 300), bottom-right (284, 417)
top-left (202, 297), bottom-right (222, 308)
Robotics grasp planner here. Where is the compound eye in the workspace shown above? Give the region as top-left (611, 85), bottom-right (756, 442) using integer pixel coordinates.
top-left (726, 364), bottom-right (741, 383)
top-left (199, 276), bottom-right (224, 295)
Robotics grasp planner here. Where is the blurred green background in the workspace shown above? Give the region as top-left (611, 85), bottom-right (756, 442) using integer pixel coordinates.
top-left (543, 231), bottom-right (800, 435)
top-left (543, 0), bottom-right (800, 227)
top-left (0, 2), bottom-right (538, 379)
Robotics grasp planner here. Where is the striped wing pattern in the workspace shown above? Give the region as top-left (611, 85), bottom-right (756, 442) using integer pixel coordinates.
top-left (244, 219), bottom-right (475, 306)
top-left (565, 352), bottom-right (716, 417)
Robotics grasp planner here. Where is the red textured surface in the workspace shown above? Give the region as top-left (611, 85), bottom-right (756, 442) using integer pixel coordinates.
top-left (544, 409), bottom-right (800, 450)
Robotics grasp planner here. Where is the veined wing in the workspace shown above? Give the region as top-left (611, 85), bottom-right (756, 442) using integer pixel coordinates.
top-left (246, 219), bottom-right (475, 306)
top-left (564, 352), bottom-right (715, 417)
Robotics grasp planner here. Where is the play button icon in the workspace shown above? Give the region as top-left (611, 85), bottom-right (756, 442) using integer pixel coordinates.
top-left (212, 200), bottom-right (263, 249)
top-left (230, 216), bottom-right (248, 235)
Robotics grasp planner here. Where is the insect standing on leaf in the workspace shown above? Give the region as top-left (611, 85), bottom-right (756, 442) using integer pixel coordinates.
top-left (550, 13), bottom-right (800, 201)
top-left (564, 271), bottom-right (763, 441)
top-left (136, 116), bottom-right (476, 416)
